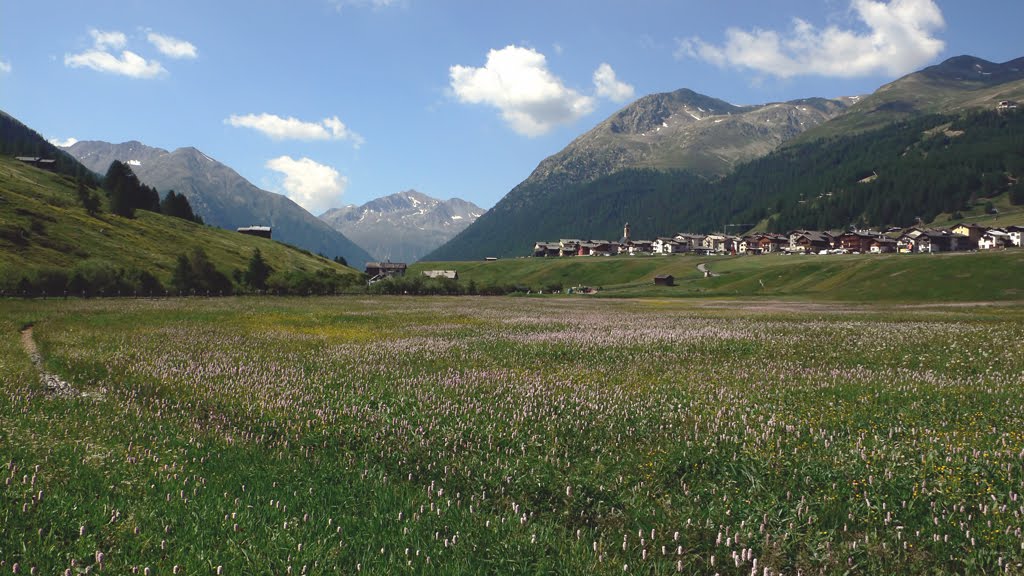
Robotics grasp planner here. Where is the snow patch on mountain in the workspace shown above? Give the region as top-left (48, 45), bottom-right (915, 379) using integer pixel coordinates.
top-left (319, 190), bottom-right (485, 263)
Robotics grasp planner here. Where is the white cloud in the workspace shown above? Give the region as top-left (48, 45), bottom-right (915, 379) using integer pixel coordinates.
top-left (266, 156), bottom-right (348, 215)
top-left (90, 29), bottom-right (127, 51)
top-left (147, 32), bottom-right (198, 59)
top-left (677, 0), bottom-right (945, 78)
top-left (593, 63), bottom-right (635, 103)
top-left (65, 28), bottom-right (166, 78)
top-left (450, 45), bottom-right (596, 137)
top-left (64, 49), bottom-right (166, 78)
top-left (226, 113), bottom-right (364, 147)
top-left (0, 59), bottom-right (10, 74)
top-left (48, 137), bottom-right (79, 148)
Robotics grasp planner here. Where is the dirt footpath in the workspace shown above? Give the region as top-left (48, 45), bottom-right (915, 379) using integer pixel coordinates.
top-left (20, 325), bottom-right (78, 397)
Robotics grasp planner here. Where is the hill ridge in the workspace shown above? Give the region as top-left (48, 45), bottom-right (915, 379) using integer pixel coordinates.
top-left (65, 140), bottom-right (373, 268)
top-left (427, 54), bottom-right (1024, 261)
top-left (426, 87), bottom-right (852, 261)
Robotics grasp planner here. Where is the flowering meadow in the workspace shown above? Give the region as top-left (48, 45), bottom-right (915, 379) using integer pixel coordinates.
top-left (1, 296), bottom-right (1023, 575)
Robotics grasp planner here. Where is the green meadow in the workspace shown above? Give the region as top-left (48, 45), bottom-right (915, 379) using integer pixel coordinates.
top-left (0, 155), bottom-right (356, 292)
top-left (2, 296), bottom-right (1023, 574)
top-left (412, 249), bottom-right (1024, 300)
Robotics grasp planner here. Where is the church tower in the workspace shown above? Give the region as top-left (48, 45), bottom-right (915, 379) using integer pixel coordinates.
top-left (622, 222), bottom-right (631, 242)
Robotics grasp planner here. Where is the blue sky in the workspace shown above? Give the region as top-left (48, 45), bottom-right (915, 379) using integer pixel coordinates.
top-left (2, 0), bottom-right (1022, 213)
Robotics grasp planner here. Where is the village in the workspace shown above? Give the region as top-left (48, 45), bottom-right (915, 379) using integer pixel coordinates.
top-left (360, 221), bottom-right (1023, 288)
top-left (532, 222), bottom-right (1024, 258)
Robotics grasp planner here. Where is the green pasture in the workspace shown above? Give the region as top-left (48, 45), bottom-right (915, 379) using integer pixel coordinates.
top-left (413, 249), bottom-right (1024, 301)
top-left (2, 296), bottom-right (1023, 574)
top-left (0, 156), bottom-right (355, 289)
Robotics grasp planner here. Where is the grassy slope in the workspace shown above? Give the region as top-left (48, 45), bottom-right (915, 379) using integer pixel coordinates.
top-left (792, 72), bottom-right (1024, 143)
top-left (2, 297), bottom-right (1023, 574)
top-left (0, 155), bottom-right (356, 285)
top-left (928, 190), bottom-right (1024, 228)
top-left (412, 250), bottom-right (1024, 301)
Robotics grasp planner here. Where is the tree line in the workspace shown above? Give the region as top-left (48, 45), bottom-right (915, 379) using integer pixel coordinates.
top-left (4, 247), bottom-right (540, 298)
top-left (572, 108), bottom-right (1024, 237)
top-left (0, 112), bottom-right (100, 185)
top-left (100, 160), bottom-right (203, 223)
top-left (3, 248), bottom-right (365, 298)
top-left (432, 108), bottom-right (1023, 259)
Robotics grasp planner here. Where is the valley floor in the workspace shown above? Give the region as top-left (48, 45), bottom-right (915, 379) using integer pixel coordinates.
top-left (1, 296), bottom-right (1022, 574)
top-left (411, 249), bottom-right (1024, 301)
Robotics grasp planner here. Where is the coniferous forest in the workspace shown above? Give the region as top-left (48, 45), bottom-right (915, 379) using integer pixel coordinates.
top-left (102, 160), bottom-right (202, 223)
top-left (0, 112), bottom-right (99, 186)
top-left (444, 109), bottom-right (1024, 256)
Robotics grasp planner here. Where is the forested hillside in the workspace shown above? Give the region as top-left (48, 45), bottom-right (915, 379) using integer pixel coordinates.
top-left (430, 108), bottom-right (1023, 257)
top-left (730, 109), bottom-right (1024, 231)
top-left (0, 111), bottom-right (98, 185)
top-left (0, 155), bottom-right (360, 296)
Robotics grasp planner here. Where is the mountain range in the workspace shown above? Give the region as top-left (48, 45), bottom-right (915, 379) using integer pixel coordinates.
top-left (7, 54), bottom-right (1023, 269)
top-left (64, 141), bottom-right (373, 269)
top-left (320, 190), bottom-right (483, 263)
top-left (0, 115), bottom-right (356, 295)
top-left (425, 89), bottom-right (854, 260)
top-left (426, 55), bottom-right (1024, 261)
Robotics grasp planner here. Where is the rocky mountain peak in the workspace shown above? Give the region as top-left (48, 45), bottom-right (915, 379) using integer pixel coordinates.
top-left (320, 191), bottom-right (484, 262)
top-left (607, 88), bottom-right (742, 135)
top-left (362, 189), bottom-right (438, 213)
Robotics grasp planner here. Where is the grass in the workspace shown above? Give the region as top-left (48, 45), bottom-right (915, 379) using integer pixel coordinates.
top-left (1, 296), bottom-right (1022, 574)
top-left (792, 72), bottom-right (1024, 142)
top-left (928, 191), bottom-right (1024, 229)
top-left (413, 249), bottom-right (1024, 301)
top-left (0, 155), bottom-right (356, 288)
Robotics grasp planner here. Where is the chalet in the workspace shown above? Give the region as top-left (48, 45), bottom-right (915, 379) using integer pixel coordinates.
top-left (423, 270), bottom-right (458, 279)
top-left (896, 231), bottom-right (918, 253)
top-left (532, 242), bottom-right (560, 257)
top-left (652, 237), bottom-right (681, 254)
top-left (896, 227), bottom-right (932, 253)
top-left (836, 231), bottom-right (881, 253)
top-left (756, 234), bottom-right (788, 254)
top-left (653, 274), bottom-right (675, 286)
top-left (788, 230), bottom-right (833, 254)
top-left (365, 261), bottom-right (407, 278)
top-left (869, 237), bottom-right (897, 253)
top-left (237, 225), bottom-right (272, 239)
top-left (672, 233), bottom-right (705, 252)
top-left (738, 236), bottom-right (759, 254)
top-left (14, 157), bottom-right (57, 171)
top-left (574, 240), bottom-right (611, 256)
top-left (702, 234), bottom-right (732, 254)
top-left (927, 229), bottom-right (969, 252)
top-left (626, 240), bottom-right (654, 254)
top-left (951, 223), bottom-right (988, 248)
top-left (559, 239), bottom-right (581, 257)
top-left (998, 100), bottom-right (1019, 111)
top-left (897, 229), bottom-right (968, 253)
top-left (979, 229), bottom-right (1012, 250)
top-left (1005, 225), bottom-right (1024, 247)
